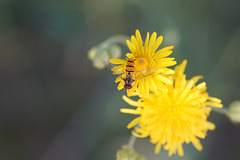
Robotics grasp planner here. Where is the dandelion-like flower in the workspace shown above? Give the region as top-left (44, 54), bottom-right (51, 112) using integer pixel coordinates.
top-left (109, 30), bottom-right (176, 96)
top-left (121, 60), bottom-right (223, 157)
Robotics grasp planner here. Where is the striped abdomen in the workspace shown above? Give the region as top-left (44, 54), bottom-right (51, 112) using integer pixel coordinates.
top-left (126, 59), bottom-right (134, 75)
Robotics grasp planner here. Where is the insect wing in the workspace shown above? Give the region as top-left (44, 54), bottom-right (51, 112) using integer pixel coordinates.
top-left (103, 61), bottom-right (124, 76)
top-left (134, 67), bottom-right (158, 81)
top-left (103, 61), bottom-right (115, 70)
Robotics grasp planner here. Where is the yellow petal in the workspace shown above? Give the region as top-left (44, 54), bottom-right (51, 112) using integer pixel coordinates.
top-left (191, 75), bottom-right (203, 85)
top-left (155, 74), bottom-right (172, 84)
top-left (144, 32), bottom-right (150, 53)
top-left (205, 102), bottom-right (223, 108)
top-left (177, 144), bottom-right (184, 157)
top-left (149, 77), bottom-right (158, 94)
top-left (185, 80), bottom-right (194, 91)
top-left (135, 29), bottom-right (143, 53)
top-left (155, 57), bottom-right (175, 63)
top-left (127, 82), bottom-right (138, 97)
top-left (115, 77), bottom-right (122, 83)
top-left (127, 117), bottom-right (140, 129)
top-left (155, 142), bottom-right (162, 154)
top-left (117, 81), bottom-right (124, 90)
top-left (131, 130), bottom-right (148, 138)
top-left (153, 51), bottom-right (173, 59)
top-left (122, 95), bottom-right (138, 107)
top-left (157, 68), bottom-right (175, 74)
top-left (208, 97), bottom-right (222, 103)
top-left (176, 81), bottom-right (193, 102)
top-left (134, 127), bottom-right (148, 135)
top-left (120, 108), bottom-right (140, 115)
top-left (131, 92), bottom-right (138, 96)
top-left (125, 53), bottom-right (135, 59)
top-left (158, 45), bottom-right (174, 52)
top-left (168, 149), bottom-right (174, 157)
top-left (109, 59), bottom-right (127, 64)
top-left (192, 141), bottom-right (203, 151)
top-left (150, 36), bottom-right (163, 54)
top-left (131, 35), bottom-right (140, 53)
top-left (196, 82), bottom-right (206, 90)
top-left (137, 80), bottom-right (144, 94)
top-left (148, 32), bottom-right (157, 51)
top-left (143, 78), bottom-right (149, 95)
top-left (155, 60), bottom-right (177, 68)
top-left (152, 76), bottom-right (168, 92)
top-left (175, 60), bottom-right (187, 74)
top-left (126, 40), bottom-right (137, 54)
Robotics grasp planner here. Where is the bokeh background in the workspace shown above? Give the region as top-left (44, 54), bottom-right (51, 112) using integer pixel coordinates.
top-left (1, 0), bottom-right (240, 160)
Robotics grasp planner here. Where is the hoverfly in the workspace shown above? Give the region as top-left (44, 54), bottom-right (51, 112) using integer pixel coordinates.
top-left (104, 59), bottom-right (157, 90)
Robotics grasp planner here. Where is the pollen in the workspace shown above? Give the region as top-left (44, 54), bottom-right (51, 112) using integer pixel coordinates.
top-left (135, 58), bottom-right (148, 71)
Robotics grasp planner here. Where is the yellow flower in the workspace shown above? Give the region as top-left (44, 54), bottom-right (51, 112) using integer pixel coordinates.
top-left (109, 29), bottom-right (176, 96)
top-left (121, 60), bottom-right (223, 157)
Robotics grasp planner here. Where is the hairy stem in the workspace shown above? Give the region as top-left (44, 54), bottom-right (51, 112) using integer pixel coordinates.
top-left (128, 133), bottom-right (137, 149)
top-left (211, 106), bottom-right (228, 114)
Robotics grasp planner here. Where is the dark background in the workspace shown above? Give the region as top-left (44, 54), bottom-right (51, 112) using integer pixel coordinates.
top-left (0, 0), bottom-right (240, 160)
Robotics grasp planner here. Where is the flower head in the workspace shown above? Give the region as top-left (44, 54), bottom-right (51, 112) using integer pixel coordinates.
top-left (116, 145), bottom-right (146, 160)
top-left (110, 30), bottom-right (176, 96)
top-left (226, 101), bottom-right (240, 123)
top-left (121, 60), bottom-right (223, 157)
top-left (88, 45), bottom-right (122, 69)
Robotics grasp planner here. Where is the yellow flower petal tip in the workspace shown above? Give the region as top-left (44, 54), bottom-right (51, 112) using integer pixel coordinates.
top-left (122, 60), bottom-right (223, 157)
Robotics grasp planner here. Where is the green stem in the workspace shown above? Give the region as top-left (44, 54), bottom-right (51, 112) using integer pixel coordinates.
top-left (210, 106), bottom-right (228, 114)
top-left (99, 35), bottom-right (130, 49)
top-left (128, 133), bottom-right (137, 149)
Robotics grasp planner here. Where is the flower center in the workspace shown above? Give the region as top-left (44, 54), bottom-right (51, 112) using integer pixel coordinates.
top-left (135, 58), bottom-right (148, 71)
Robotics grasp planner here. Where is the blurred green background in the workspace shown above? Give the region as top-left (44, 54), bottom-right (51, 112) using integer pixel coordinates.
top-left (0, 0), bottom-right (240, 160)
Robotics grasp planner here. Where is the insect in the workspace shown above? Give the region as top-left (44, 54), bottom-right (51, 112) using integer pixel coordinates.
top-left (104, 59), bottom-right (157, 90)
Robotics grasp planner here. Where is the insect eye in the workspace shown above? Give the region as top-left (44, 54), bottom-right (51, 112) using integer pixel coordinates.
top-left (124, 85), bottom-right (132, 89)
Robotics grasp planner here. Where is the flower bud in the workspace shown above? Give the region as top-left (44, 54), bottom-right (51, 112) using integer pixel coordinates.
top-left (116, 145), bottom-right (146, 160)
top-left (226, 101), bottom-right (240, 123)
top-left (88, 44), bottom-right (122, 69)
